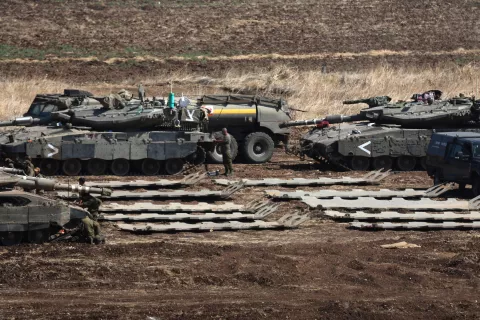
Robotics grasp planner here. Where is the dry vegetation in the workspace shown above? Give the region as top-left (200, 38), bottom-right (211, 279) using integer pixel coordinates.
top-left (2, 64), bottom-right (479, 120)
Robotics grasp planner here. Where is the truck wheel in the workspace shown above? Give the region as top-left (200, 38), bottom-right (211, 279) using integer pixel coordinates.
top-left (242, 132), bottom-right (275, 163)
top-left (473, 178), bottom-right (480, 197)
top-left (206, 135), bottom-right (238, 164)
top-left (433, 173), bottom-right (442, 185)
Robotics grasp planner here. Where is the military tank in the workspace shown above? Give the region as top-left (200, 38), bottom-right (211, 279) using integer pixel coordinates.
top-left (0, 173), bottom-right (109, 245)
top-left (22, 90), bottom-right (292, 164)
top-left (0, 89), bottom-right (215, 176)
top-left (281, 91), bottom-right (480, 171)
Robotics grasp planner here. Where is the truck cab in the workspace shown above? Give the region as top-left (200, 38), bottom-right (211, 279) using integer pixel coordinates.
top-left (426, 132), bottom-right (480, 195)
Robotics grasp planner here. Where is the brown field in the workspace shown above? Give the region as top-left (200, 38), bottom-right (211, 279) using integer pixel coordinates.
top-left (1, 0), bottom-right (480, 319)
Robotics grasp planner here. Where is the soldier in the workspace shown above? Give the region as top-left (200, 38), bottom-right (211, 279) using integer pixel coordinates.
top-left (215, 128), bottom-right (234, 176)
top-left (76, 191), bottom-right (102, 221)
top-left (33, 167), bottom-right (44, 178)
top-left (1, 153), bottom-right (15, 169)
top-left (80, 216), bottom-right (105, 244)
top-left (23, 156), bottom-right (35, 176)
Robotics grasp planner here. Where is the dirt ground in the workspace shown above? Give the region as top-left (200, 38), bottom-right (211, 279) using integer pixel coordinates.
top-left (0, 151), bottom-right (479, 319)
top-left (1, 0), bottom-right (480, 80)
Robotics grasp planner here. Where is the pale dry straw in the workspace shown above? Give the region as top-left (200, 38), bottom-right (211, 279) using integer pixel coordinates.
top-left (0, 65), bottom-right (478, 120)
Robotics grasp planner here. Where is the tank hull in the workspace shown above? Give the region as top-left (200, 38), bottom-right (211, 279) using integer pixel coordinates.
top-left (300, 122), bottom-right (480, 171)
top-left (0, 127), bottom-right (214, 176)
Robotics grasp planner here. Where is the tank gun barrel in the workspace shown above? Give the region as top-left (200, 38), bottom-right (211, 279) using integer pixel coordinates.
top-left (0, 116), bottom-right (40, 127)
top-left (0, 167), bottom-right (25, 175)
top-left (343, 96), bottom-right (392, 108)
top-left (279, 114), bottom-right (364, 128)
top-left (13, 176), bottom-right (112, 195)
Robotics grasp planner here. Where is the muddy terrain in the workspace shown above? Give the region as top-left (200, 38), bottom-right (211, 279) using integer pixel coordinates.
top-left (0, 0), bottom-right (479, 80)
top-left (0, 152), bottom-right (479, 319)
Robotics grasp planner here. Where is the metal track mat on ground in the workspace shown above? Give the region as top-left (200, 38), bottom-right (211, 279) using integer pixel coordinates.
top-left (101, 204), bottom-right (279, 222)
top-left (324, 210), bottom-right (480, 221)
top-left (91, 172), bottom-right (206, 189)
top-left (117, 212), bottom-right (309, 233)
top-left (302, 195), bottom-right (480, 211)
top-left (266, 184), bottom-right (452, 199)
top-left (58, 182), bottom-right (244, 200)
top-left (213, 169), bottom-right (391, 187)
top-left (349, 221), bottom-right (480, 230)
top-left (100, 199), bottom-right (272, 214)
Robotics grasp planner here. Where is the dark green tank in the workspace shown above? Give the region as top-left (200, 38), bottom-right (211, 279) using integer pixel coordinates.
top-left (281, 92), bottom-right (480, 171)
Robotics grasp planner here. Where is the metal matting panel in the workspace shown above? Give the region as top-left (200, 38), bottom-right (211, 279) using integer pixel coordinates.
top-left (265, 184), bottom-right (452, 199)
top-left (117, 212), bottom-right (308, 232)
top-left (325, 210), bottom-right (480, 221)
top-left (100, 199), bottom-right (270, 213)
top-left (214, 169), bottom-right (391, 187)
top-left (350, 221), bottom-right (480, 230)
top-left (92, 172), bottom-right (206, 189)
top-left (101, 203), bottom-right (279, 221)
top-left (302, 195), bottom-right (480, 211)
top-left (102, 212), bottom-right (259, 222)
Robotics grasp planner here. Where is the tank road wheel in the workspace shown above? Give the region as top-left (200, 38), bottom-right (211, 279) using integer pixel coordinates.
top-left (141, 158), bottom-right (160, 176)
top-left (62, 159), bottom-right (82, 176)
top-left (39, 159), bottom-right (59, 176)
top-left (372, 156), bottom-right (393, 170)
top-left (28, 229), bottom-right (49, 244)
top-left (473, 177), bottom-right (480, 197)
top-left (206, 134), bottom-right (238, 164)
top-left (242, 132), bottom-right (275, 163)
top-left (419, 157), bottom-right (427, 170)
top-left (187, 146), bottom-right (206, 165)
top-left (165, 158), bottom-right (184, 175)
top-left (87, 159), bottom-right (106, 175)
top-left (0, 232), bottom-right (23, 246)
top-left (396, 156), bottom-right (417, 171)
top-left (348, 156), bottom-right (371, 171)
top-left (111, 158), bottom-right (130, 176)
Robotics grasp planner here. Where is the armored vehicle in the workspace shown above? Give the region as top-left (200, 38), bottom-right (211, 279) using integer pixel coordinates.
top-left (0, 89), bottom-right (214, 176)
top-left (281, 92), bottom-right (480, 171)
top-left (426, 132), bottom-right (480, 195)
top-left (21, 90), bottom-right (292, 165)
top-left (192, 95), bottom-right (291, 163)
top-left (0, 173), bottom-right (109, 245)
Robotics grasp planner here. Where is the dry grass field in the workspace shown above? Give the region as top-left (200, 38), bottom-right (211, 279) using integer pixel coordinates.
top-left (1, 64), bottom-right (479, 120)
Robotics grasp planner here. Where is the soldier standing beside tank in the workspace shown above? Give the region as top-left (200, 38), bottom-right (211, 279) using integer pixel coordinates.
top-left (215, 128), bottom-right (234, 176)
top-left (23, 156), bottom-right (35, 176)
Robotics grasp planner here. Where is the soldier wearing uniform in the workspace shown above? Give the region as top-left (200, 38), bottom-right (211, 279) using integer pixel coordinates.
top-left (23, 156), bottom-right (35, 176)
top-left (216, 128), bottom-right (234, 176)
top-left (80, 216), bottom-right (105, 244)
top-left (2, 153), bottom-right (15, 169)
top-left (79, 193), bottom-right (102, 221)
top-left (33, 167), bottom-right (44, 178)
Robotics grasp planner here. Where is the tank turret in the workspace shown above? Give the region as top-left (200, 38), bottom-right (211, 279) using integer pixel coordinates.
top-left (288, 93), bottom-right (480, 172)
